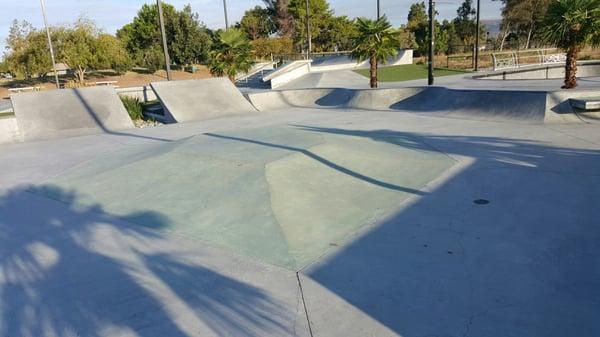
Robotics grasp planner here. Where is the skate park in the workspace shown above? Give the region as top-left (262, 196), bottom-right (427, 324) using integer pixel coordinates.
top-left (2, 0), bottom-right (600, 333)
top-left (1, 58), bottom-right (600, 336)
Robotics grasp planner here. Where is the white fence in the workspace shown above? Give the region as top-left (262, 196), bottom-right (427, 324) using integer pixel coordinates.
top-left (492, 49), bottom-right (566, 71)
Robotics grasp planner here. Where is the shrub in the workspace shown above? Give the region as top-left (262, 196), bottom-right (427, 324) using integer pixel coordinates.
top-left (251, 38), bottom-right (294, 60)
top-left (119, 95), bottom-right (143, 120)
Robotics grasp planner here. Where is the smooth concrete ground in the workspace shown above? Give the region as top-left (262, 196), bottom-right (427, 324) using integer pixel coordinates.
top-left (1, 103), bottom-right (600, 336)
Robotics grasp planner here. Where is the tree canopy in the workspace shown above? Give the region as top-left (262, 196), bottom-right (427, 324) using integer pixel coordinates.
top-left (209, 28), bottom-right (253, 82)
top-left (351, 16), bottom-right (400, 88)
top-left (3, 18), bottom-right (130, 81)
top-left (116, 3), bottom-right (212, 69)
top-left (239, 6), bottom-right (276, 40)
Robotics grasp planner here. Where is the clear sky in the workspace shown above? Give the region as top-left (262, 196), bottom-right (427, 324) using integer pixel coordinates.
top-left (0, 0), bottom-right (502, 56)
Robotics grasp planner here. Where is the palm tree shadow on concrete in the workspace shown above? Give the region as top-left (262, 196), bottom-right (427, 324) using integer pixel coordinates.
top-left (293, 125), bottom-right (600, 337)
top-left (0, 185), bottom-right (292, 337)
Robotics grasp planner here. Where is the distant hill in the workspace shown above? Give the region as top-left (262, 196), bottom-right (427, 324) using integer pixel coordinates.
top-left (481, 19), bottom-right (502, 37)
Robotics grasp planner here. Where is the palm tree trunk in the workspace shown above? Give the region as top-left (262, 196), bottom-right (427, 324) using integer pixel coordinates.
top-left (370, 55), bottom-right (378, 88)
top-left (563, 47), bottom-right (579, 89)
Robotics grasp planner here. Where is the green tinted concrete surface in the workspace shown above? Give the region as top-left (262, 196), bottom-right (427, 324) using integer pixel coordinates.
top-left (37, 125), bottom-right (454, 269)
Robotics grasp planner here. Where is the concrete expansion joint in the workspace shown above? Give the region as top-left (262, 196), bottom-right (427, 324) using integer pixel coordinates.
top-left (296, 272), bottom-right (314, 337)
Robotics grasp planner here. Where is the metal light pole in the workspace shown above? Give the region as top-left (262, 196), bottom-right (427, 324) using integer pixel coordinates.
top-left (377, 0), bottom-right (381, 19)
top-left (222, 0), bottom-right (229, 29)
top-left (428, 0), bottom-right (435, 85)
top-left (305, 0), bottom-right (312, 59)
top-left (474, 0), bottom-right (481, 72)
top-left (40, 0), bottom-right (60, 89)
top-left (157, 0), bottom-right (172, 81)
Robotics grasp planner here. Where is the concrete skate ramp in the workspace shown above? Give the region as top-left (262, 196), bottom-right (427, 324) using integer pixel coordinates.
top-left (248, 87), bottom-right (597, 123)
top-left (11, 86), bottom-right (134, 142)
top-left (150, 78), bottom-right (256, 123)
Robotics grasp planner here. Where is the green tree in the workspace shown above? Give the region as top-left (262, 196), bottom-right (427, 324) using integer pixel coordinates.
top-left (251, 37), bottom-right (293, 59)
top-left (262, 0), bottom-right (295, 38)
top-left (171, 5), bottom-right (212, 66)
top-left (351, 16), bottom-right (400, 88)
top-left (453, 0), bottom-right (476, 50)
top-left (3, 20), bottom-right (52, 79)
top-left (406, 2), bottom-right (428, 55)
top-left (495, 0), bottom-right (550, 49)
top-left (288, 0), bottom-right (333, 52)
top-left (316, 16), bottom-right (357, 51)
top-left (96, 34), bottom-right (132, 74)
top-left (397, 26), bottom-right (418, 50)
top-left (117, 3), bottom-right (212, 69)
top-left (60, 19), bottom-right (100, 82)
top-left (240, 6), bottom-right (275, 40)
top-left (209, 28), bottom-right (253, 82)
top-left (540, 0), bottom-right (600, 89)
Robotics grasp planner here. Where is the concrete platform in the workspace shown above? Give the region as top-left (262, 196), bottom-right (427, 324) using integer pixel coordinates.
top-left (571, 96), bottom-right (600, 110)
top-left (150, 78), bottom-right (257, 123)
top-left (10, 86), bottom-right (134, 142)
top-left (1, 91), bottom-right (600, 336)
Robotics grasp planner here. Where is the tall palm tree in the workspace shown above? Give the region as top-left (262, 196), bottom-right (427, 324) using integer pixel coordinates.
top-left (209, 28), bottom-right (253, 82)
top-left (350, 16), bottom-right (400, 88)
top-left (541, 0), bottom-right (600, 89)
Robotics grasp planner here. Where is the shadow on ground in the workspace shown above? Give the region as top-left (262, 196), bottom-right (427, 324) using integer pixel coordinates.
top-left (0, 185), bottom-right (292, 337)
top-left (294, 125), bottom-right (600, 337)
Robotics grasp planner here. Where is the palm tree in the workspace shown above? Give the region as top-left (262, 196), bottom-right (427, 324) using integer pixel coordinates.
top-left (350, 16), bottom-right (400, 88)
top-left (541, 0), bottom-right (600, 89)
top-left (209, 28), bottom-right (253, 82)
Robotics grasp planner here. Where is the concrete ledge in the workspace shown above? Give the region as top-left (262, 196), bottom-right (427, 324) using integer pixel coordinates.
top-left (263, 60), bottom-right (313, 89)
top-left (570, 97), bottom-right (600, 111)
top-left (116, 86), bottom-right (157, 102)
top-left (310, 50), bottom-right (414, 72)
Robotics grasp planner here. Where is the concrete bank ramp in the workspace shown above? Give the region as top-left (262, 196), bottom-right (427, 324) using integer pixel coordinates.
top-left (248, 87), bottom-right (599, 123)
top-left (150, 78), bottom-right (256, 123)
top-left (11, 86), bottom-right (133, 142)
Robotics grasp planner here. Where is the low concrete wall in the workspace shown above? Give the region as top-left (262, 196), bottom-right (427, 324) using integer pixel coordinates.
top-left (310, 49), bottom-right (414, 72)
top-left (116, 86), bottom-right (157, 102)
top-left (264, 60), bottom-right (313, 89)
top-left (0, 116), bottom-right (22, 144)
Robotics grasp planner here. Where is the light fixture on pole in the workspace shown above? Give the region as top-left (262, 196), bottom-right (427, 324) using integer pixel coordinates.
top-left (157, 0), bottom-right (172, 81)
top-left (222, 0), bottom-right (229, 29)
top-left (40, 0), bottom-right (60, 89)
top-left (428, 0), bottom-right (435, 85)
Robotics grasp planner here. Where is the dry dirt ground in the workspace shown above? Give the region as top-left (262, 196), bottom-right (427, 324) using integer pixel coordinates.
top-left (0, 66), bottom-right (212, 99)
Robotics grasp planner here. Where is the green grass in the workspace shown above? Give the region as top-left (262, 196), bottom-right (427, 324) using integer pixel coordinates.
top-left (355, 64), bottom-right (469, 82)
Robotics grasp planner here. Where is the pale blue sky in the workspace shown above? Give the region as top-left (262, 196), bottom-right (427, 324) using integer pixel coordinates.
top-left (1, 0), bottom-right (502, 56)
